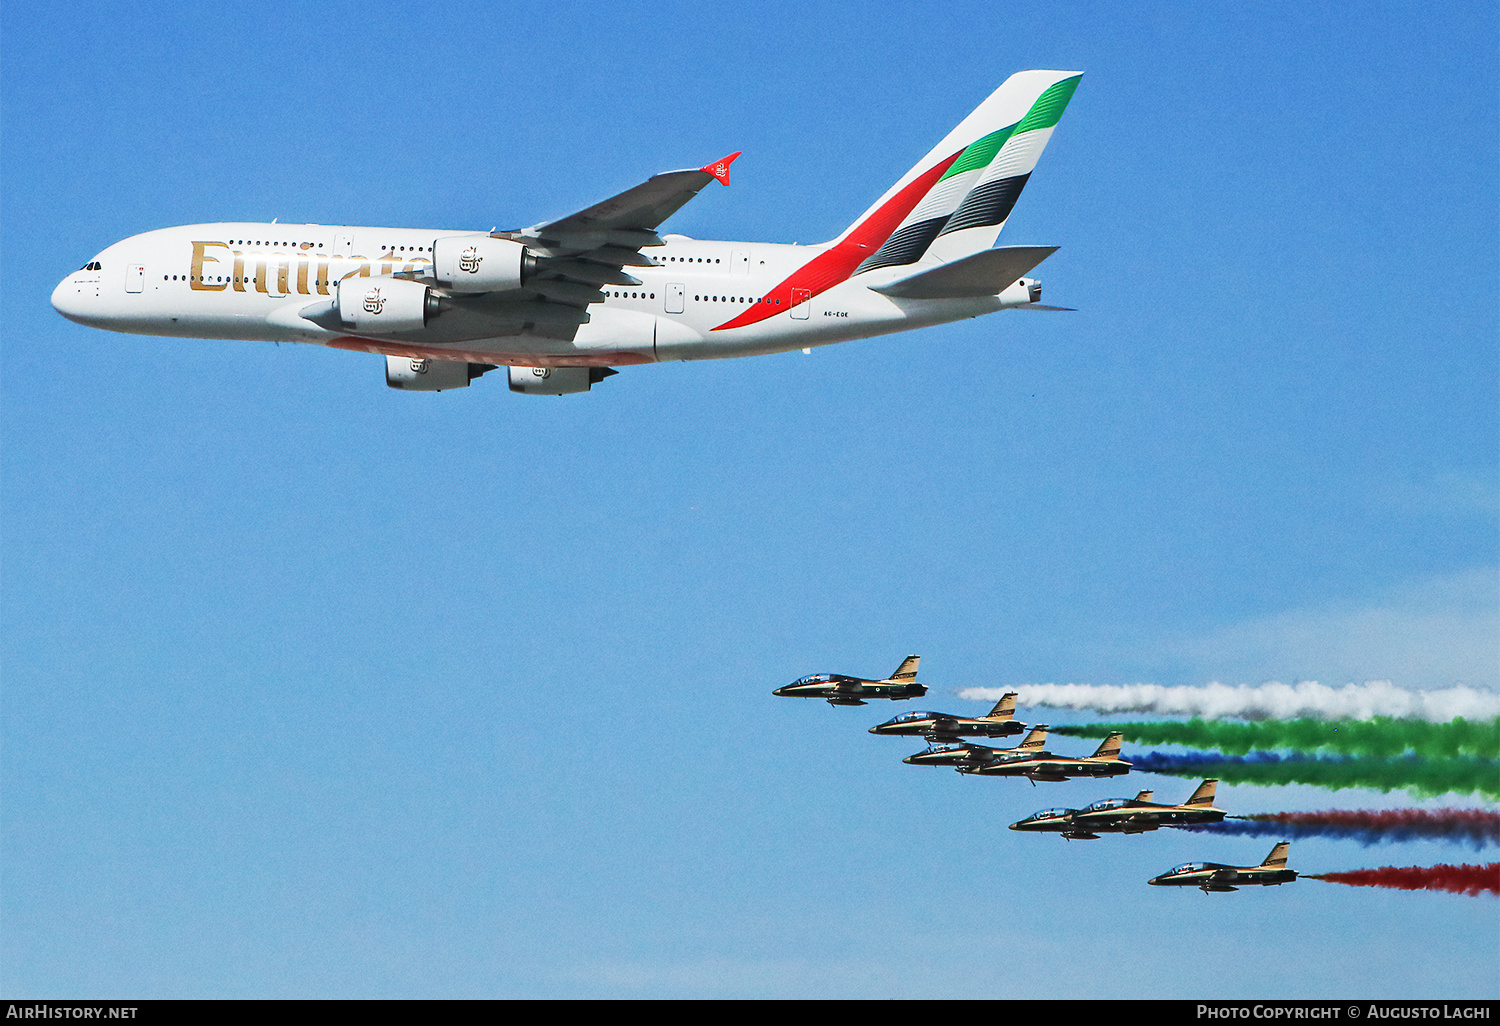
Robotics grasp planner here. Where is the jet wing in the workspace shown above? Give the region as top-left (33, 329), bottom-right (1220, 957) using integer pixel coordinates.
top-left (340, 155), bottom-right (740, 345)
top-left (467, 155), bottom-right (739, 339)
top-left (519, 153), bottom-right (739, 252)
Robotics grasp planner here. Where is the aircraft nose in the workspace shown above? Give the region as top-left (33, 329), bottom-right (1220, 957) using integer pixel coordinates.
top-left (51, 274), bottom-right (88, 323)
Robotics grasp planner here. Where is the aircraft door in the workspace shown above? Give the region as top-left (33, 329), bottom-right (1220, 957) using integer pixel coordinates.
top-left (665, 282), bottom-right (685, 314)
top-left (731, 250), bottom-right (750, 275)
top-left (333, 233), bottom-right (353, 257)
top-left (790, 287), bottom-right (811, 319)
top-left (125, 264), bottom-right (145, 293)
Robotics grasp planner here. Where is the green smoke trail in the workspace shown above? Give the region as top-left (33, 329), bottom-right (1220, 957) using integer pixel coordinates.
top-left (1129, 752), bottom-right (1500, 800)
top-left (1053, 717), bottom-right (1500, 759)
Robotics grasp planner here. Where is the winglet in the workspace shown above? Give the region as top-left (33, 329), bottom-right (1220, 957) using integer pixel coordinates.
top-left (700, 151), bottom-right (741, 186)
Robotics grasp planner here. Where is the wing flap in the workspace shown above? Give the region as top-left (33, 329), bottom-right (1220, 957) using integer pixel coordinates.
top-left (872, 246), bottom-right (1057, 299)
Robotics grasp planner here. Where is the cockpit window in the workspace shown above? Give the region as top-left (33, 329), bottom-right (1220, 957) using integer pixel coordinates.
top-left (79, 261), bottom-right (101, 271)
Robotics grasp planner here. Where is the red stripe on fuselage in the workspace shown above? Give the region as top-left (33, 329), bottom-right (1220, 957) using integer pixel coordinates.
top-left (712, 151), bottom-right (962, 331)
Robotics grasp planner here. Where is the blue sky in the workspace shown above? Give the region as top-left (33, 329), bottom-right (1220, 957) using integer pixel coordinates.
top-left (3, 0), bottom-right (1496, 998)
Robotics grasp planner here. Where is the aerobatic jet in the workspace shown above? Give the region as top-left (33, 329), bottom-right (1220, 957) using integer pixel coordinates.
top-left (902, 725), bottom-right (1048, 771)
top-left (869, 692), bottom-right (1025, 740)
top-left (773, 656), bottom-right (926, 706)
top-left (960, 732), bottom-right (1130, 782)
top-left (1148, 842), bottom-right (1298, 893)
top-left (52, 71), bottom-right (1081, 395)
top-left (1010, 779), bottom-right (1225, 839)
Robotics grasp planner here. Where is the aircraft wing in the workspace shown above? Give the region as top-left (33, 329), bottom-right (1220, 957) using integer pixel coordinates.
top-left (519, 154), bottom-right (739, 252)
top-left (348, 154), bottom-right (742, 345)
top-left (471, 155), bottom-right (739, 338)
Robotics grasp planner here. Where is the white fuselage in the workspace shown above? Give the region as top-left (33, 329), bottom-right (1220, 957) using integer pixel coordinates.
top-left (51, 223), bottom-right (1034, 368)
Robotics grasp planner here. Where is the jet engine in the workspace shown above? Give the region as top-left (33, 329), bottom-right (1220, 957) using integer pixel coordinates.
top-left (337, 277), bottom-right (436, 333)
top-left (385, 356), bottom-right (496, 391)
top-left (432, 235), bottom-right (534, 293)
top-left (507, 366), bottom-right (618, 395)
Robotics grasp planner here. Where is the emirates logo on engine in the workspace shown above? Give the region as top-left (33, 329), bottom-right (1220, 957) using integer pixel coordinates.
top-left (409, 359), bottom-right (429, 374)
top-left (458, 246), bottom-right (482, 274)
top-left (363, 287), bottom-right (386, 315)
top-left (531, 367), bottom-right (551, 379)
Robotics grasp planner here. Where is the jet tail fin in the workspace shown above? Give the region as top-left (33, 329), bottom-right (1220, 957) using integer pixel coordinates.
top-left (1017, 724), bottom-right (1048, 751)
top-left (1091, 732), bottom-right (1125, 760)
top-left (887, 655), bottom-right (920, 684)
top-left (985, 691), bottom-right (1019, 721)
top-left (870, 246), bottom-right (1057, 299)
top-left (1261, 842), bottom-right (1292, 869)
top-left (1185, 779), bottom-right (1219, 808)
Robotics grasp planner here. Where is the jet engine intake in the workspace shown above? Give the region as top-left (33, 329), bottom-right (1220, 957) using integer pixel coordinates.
top-left (507, 366), bottom-right (618, 395)
top-left (338, 277), bottom-right (435, 333)
top-left (432, 235), bottom-right (533, 292)
top-left (385, 356), bottom-right (496, 391)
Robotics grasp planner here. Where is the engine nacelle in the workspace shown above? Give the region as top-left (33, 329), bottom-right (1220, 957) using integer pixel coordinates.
top-left (385, 356), bottom-right (496, 391)
top-left (507, 366), bottom-right (618, 395)
top-left (338, 277), bottom-right (433, 332)
top-left (432, 235), bottom-right (531, 293)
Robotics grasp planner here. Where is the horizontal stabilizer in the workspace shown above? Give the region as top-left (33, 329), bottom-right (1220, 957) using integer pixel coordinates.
top-left (872, 246), bottom-right (1057, 300)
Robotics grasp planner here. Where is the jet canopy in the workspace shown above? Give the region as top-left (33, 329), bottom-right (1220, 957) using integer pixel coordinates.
top-left (1163, 863), bottom-right (1209, 876)
top-left (1083, 799), bottom-right (1132, 813)
top-left (888, 711), bottom-right (940, 723)
top-left (791, 674), bottom-right (836, 686)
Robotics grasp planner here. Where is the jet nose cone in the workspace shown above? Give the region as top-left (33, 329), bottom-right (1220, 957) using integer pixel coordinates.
top-left (51, 275), bottom-right (89, 323)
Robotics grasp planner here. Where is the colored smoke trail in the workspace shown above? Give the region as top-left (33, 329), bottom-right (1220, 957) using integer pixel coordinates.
top-left (1128, 751), bottom-right (1500, 800)
top-left (1050, 717), bottom-right (1500, 759)
top-left (1184, 809), bottom-right (1500, 848)
top-left (1306, 863), bottom-right (1499, 896)
top-left (958, 681), bottom-right (1500, 722)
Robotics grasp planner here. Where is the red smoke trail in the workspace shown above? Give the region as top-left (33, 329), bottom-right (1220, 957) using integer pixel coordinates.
top-left (1307, 863), bottom-right (1499, 896)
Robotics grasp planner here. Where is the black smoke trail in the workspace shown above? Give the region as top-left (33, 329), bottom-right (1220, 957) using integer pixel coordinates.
top-left (1182, 809), bottom-right (1500, 848)
top-left (1128, 751), bottom-right (1500, 800)
top-left (1052, 717), bottom-right (1499, 759)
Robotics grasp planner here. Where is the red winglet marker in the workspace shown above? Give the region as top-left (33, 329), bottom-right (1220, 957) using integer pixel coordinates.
top-left (700, 151), bottom-right (741, 186)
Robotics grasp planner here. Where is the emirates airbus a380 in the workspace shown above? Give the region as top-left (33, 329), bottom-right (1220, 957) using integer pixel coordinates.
top-left (52, 71), bottom-right (1080, 395)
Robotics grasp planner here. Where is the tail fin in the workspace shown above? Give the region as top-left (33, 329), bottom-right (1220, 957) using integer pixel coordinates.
top-left (1133, 790), bottom-right (1156, 802)
top-left (1090, 732), bottom-right (1124, 760)
top-left (1185, 779), bottom-right (1219, 808)
top-left (985, 692), bottom-right (1019, 721)
top-left (1017, 725), bottom-right (1048, 751)
top-left (848, 70), bottom-right (1082, 275)
top-left (1261, 842), bottom-right (1291, 868)
top-left (887, 655), bottom-right (920, 684)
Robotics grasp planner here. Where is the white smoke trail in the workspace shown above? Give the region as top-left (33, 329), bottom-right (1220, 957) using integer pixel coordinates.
top-left (956, 681), bottom-right (1500, 722)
